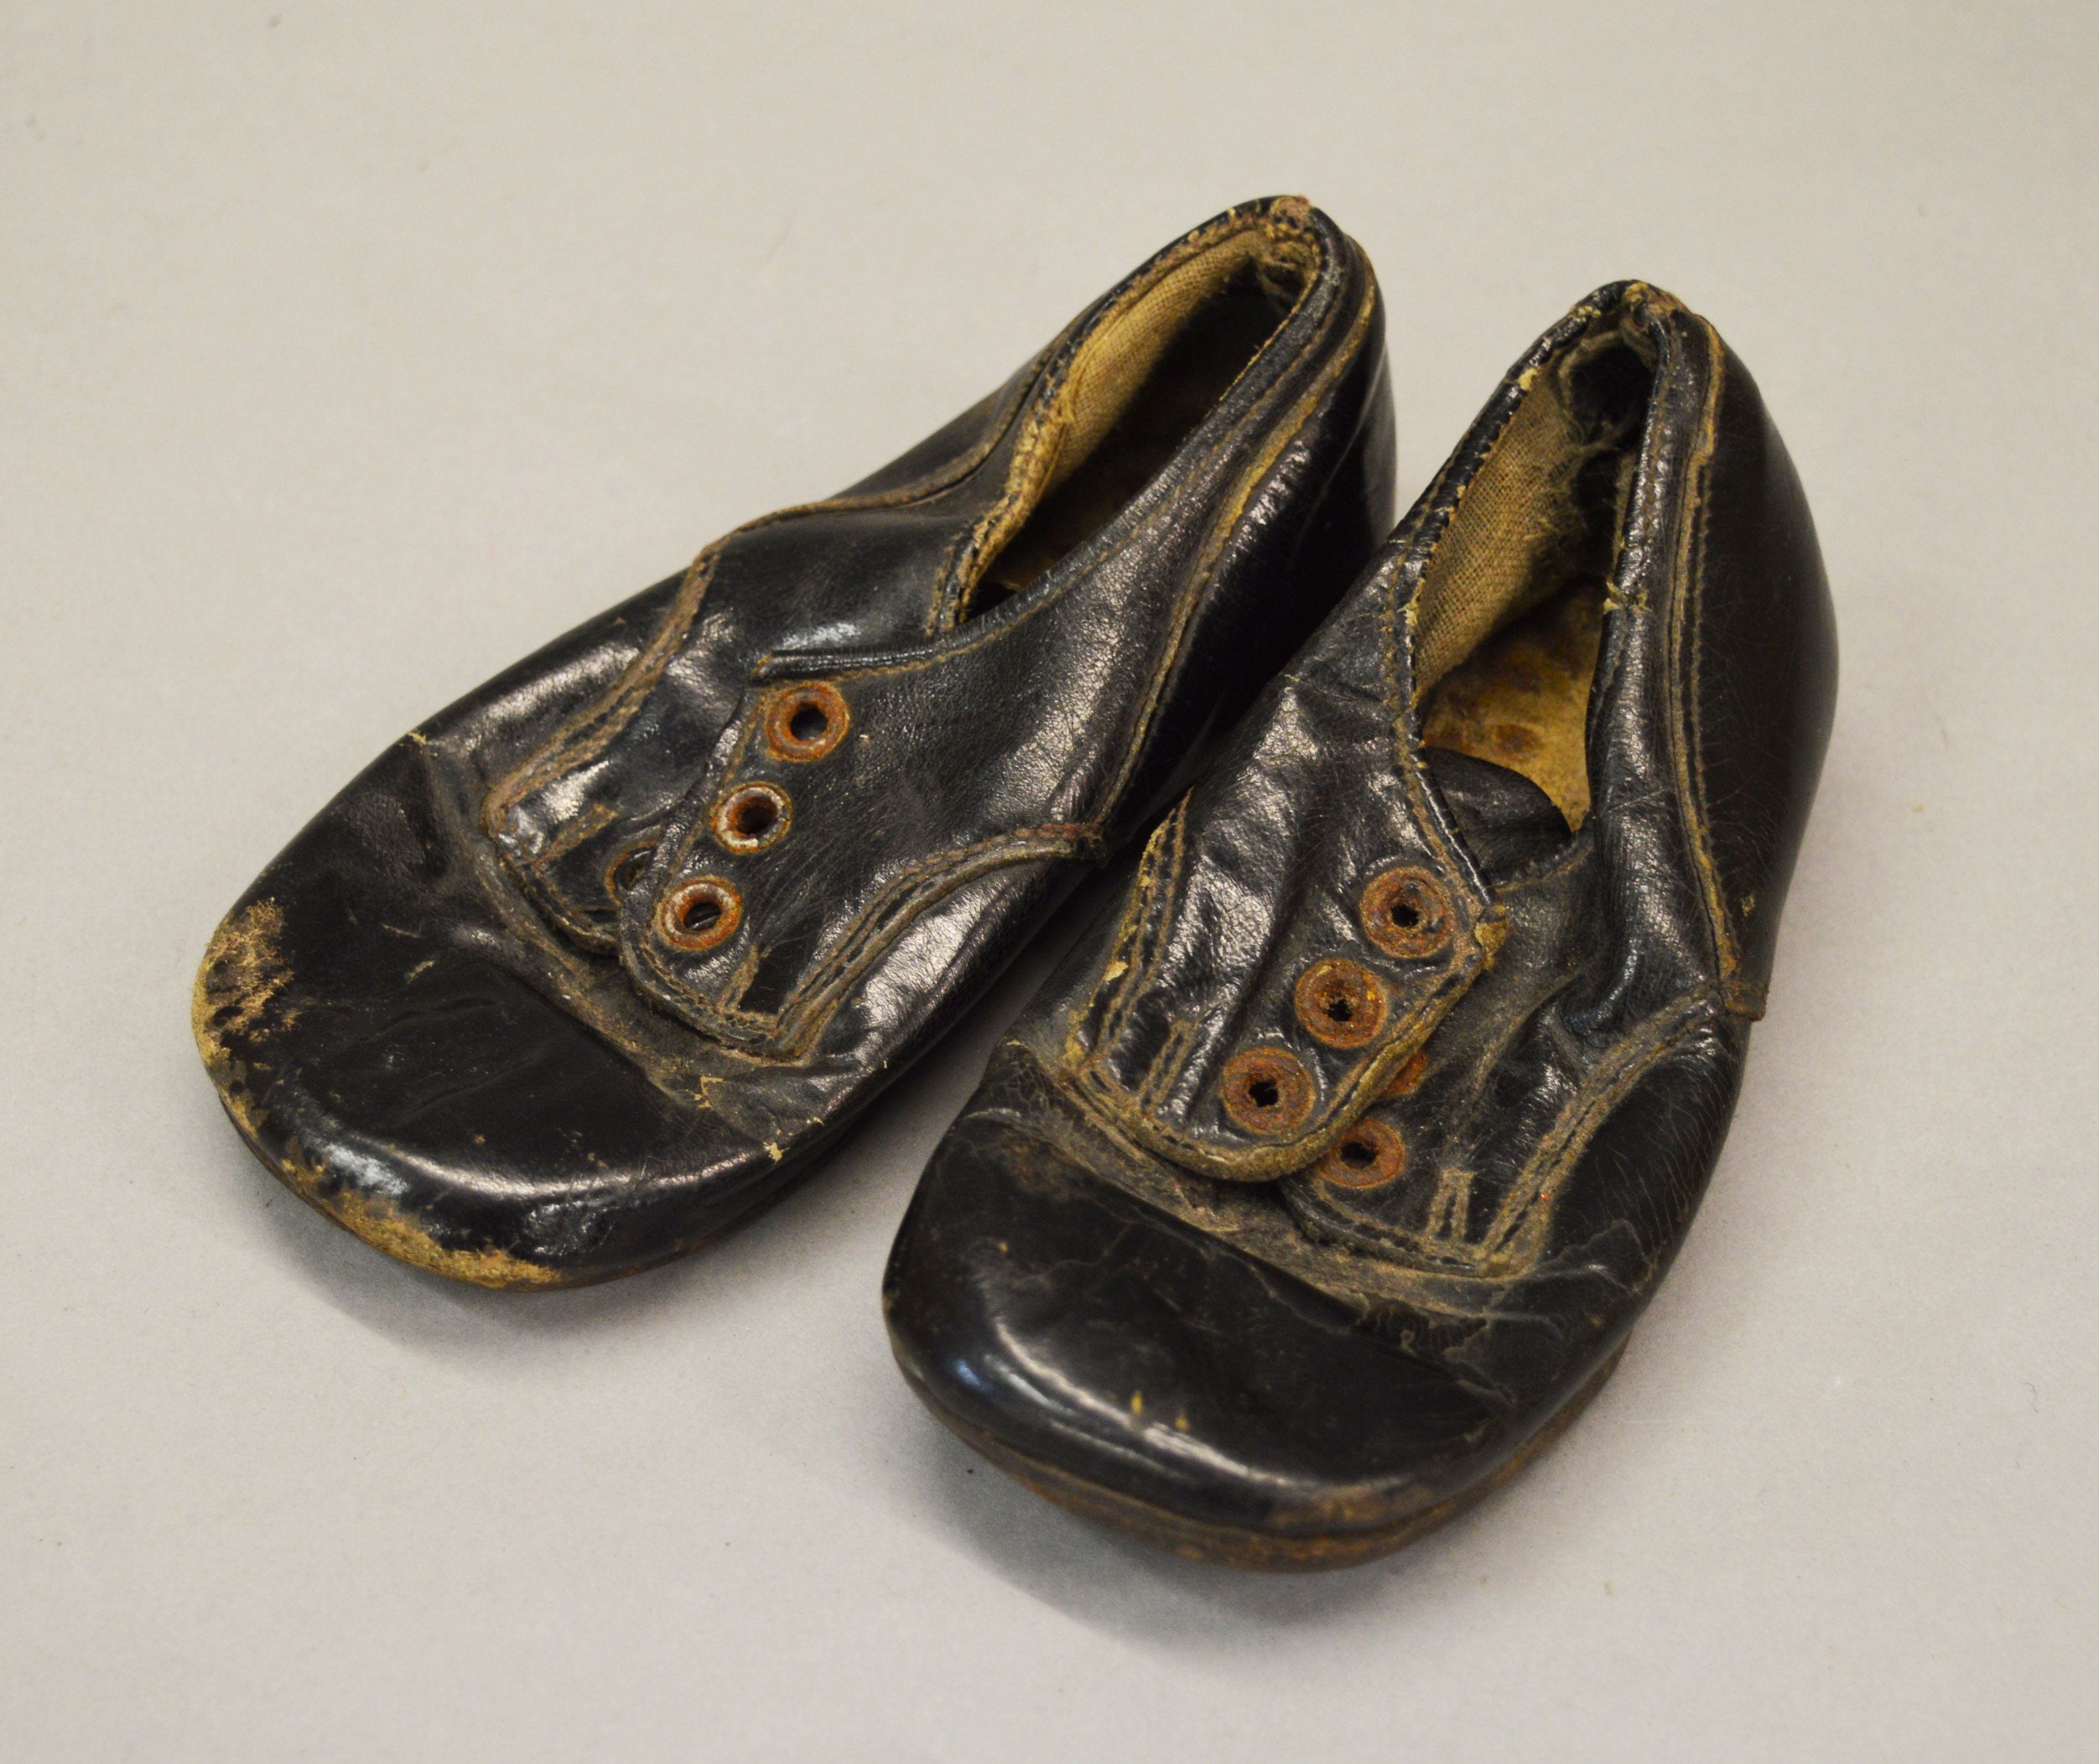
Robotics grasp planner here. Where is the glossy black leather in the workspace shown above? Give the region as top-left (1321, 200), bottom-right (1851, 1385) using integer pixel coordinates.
top-left (194, 198), bottom-right (1395, 1288)
top-left (884, 283), bottom-right (1837, 1567)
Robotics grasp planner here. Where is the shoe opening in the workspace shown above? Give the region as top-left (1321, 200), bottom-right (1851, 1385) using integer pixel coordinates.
top-left (1413, 303), bottom-right (1658, 830)
top-left (960, 215), bottom-right (1320, 619)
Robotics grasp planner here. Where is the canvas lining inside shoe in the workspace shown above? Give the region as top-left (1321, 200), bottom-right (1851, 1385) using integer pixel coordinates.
top-left (965, 221), bottom-right (1318, 616)
top-left (1414, 310), bottom-right (1657, 829)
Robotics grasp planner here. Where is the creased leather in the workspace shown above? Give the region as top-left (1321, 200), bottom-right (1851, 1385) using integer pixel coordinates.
top-left (883, 280), bottom-right (1838, 1565)
top-left (192, 197), bottom-right (1396, 1288)
top-left (607, 206), bottom-right (1387, 1056)
top-left (1057, 562), bottom-right (1502, 1179)
top-left (479, 358), bottom-right (1051, 953)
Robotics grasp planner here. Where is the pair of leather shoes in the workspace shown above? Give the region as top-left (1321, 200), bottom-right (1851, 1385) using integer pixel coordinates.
top-left (195, 197), bottom-right (1835, 1568)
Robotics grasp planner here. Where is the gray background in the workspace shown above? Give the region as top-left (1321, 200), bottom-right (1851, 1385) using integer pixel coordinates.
top-left (5, 3), bottom-right (2093, 1758)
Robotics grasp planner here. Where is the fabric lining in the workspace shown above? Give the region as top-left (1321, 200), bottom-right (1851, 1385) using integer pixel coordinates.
top-left (966, 217), bottom-right (1318, 614)
top-left (1414, 314), bottom-right (1655, 828)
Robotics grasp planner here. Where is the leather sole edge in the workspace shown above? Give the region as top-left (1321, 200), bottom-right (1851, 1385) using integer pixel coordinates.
top-left (894, 1335), bottom-right (1628, 1572)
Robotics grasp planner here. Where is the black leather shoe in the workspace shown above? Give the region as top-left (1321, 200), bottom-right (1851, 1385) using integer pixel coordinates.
top-left (194, 197), bottom-right (1394, 1289)
top-left (883, 282), bottom-right (1837, 1568)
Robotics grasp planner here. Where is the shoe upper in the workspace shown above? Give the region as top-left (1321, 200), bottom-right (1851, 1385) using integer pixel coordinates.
top-left (193, 197), bottom-right (1396, 1286)
top-left (884, 281), bottom-right (1837, 1543)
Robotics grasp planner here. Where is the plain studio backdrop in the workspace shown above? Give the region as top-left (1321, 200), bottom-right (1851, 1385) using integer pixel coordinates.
top-left (3, 3), bottom-right (2093, 1758)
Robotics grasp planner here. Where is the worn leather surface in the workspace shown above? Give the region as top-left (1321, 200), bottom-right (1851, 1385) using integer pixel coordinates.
top-left (884, 282), bottom-right (1837, 1560)
top-left (192, 197), bottom-right (1396, 1287)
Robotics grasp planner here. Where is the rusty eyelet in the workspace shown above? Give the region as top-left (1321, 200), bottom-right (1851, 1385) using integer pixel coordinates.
top-left (1314, 1118), bottom-right (1407, 1189)
top-left (658, 877), bottom-right (742, 951)
top-left (604, 841), bottom-right (658, 900)
top-left (1361, 866), bottom-right (1453, 959)
top-left (765, 682), bottom-right (849, 762)
top-left (1220, 1047), bottom-right (1315, 1136)
top-left (1381, 1048), bottom-right (1429, 1099)
top-left (1293, 957), bottom-right (1387, 1049)
top-left (713, 781), bottom-right (792, 854)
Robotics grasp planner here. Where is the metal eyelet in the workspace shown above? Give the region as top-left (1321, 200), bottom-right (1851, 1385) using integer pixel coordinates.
top-left (1314, 1118), bottom-right (1406, 1189)
top-left (604, 841), bottom-right (657, 901)
top-left (765, 682), bottom-right (849, 762)
top-left (1220, 1047), bottom-right (1316, 1135)
top-left (713, 781), bottom-right (792, 854)
top-left (1293, 957), bottom-right (1386, 1049)
top-left (1360, 866), bottom-right (1453, 959)
top-left (658, 877), bottom-right (742, 951)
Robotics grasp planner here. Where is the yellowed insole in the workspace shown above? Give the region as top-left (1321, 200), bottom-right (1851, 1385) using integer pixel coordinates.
top-left (1420, 584), bottom-right (1605, 829)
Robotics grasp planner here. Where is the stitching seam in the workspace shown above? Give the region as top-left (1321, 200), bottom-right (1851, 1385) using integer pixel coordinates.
top-left (1658, 313), bottom-right (1741, 996)
top-left (1072, 937), bottom-right (1489, 1182)
top-left (639, 824), bottom-right (1102, 1052)
top-left (926, 204), bottom-right (1324, 634)
top-left (639, 249), bottom-right (1377, 1051)
top-left (480, 348), bottom-right (1051, 875)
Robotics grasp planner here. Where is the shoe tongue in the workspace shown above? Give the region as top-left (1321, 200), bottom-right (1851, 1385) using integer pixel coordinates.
top-left (1422, 747), bottom-right (1571, 883)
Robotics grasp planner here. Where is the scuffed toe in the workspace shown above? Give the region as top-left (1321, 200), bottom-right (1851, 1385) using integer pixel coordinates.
top-left (194, 742), bottom-right (768, 1288)
top-left (883, 1104), bottom-right (1542, 1568)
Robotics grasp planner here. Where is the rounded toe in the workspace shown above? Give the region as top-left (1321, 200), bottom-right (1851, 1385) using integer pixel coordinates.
top-left (195, 743), bottom-right (764, 1287)
top-left (883, 1107), bottom-right (1538, 1568)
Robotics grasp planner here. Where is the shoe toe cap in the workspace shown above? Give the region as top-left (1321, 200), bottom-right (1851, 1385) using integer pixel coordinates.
top-left (883, 1106), bottom-right (1517, 1565)
top-left (194, 740), bottom-right (766, 1287)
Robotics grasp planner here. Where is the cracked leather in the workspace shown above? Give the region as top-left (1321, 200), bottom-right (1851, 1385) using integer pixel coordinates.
top-left (192, 197), bottom-right (1396, 1288)
top-left (1058, 555), bottom-right (1506, 1181)
top-left (883, 281), bottom-right (1838, 1566)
